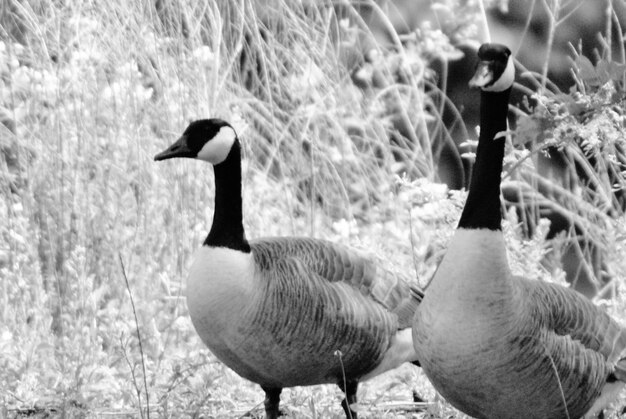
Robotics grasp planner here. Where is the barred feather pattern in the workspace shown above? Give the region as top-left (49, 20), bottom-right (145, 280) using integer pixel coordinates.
top-left (187, 237), bottom-right (422, 388)
top-left (252, 237), bottom-right (423, 327)
top-left (504, 278), bottom-right (626, 418)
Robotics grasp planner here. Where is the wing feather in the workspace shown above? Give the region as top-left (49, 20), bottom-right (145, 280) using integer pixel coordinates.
top-left (514, 278), bottom-right (626, 415)
top-left (251, 237), bottom-right (423, 328)
top-left (519, 279), bottom-right (626, 365)
top-left (499, 279), bottom-right (626, 416)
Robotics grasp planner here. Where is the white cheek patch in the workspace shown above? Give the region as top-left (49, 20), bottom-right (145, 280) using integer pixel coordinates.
top-left (197, 126), bottom-right (237, 164)
top-left (484, 55), bottom-right (515, 92)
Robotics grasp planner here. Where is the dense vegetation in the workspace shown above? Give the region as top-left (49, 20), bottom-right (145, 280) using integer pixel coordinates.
top-left (1, 0), bottom-right (625, 417)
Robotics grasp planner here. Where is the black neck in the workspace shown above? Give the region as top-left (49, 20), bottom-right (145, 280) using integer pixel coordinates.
top-left (204, 139), bottom-right (251, 252)
top-left (457, 87), bottom-right (511, 230)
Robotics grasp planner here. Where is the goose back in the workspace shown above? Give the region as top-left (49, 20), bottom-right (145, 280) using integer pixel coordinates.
top-left (252, 237), bottom-right (423, 328)
top-left (508, 278), bottom-right (626, 417)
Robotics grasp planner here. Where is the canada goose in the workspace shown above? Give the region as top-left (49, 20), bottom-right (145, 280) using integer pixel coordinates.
top-left (412, 43), bottom-right (626, 419)
top-left (154, 119), bottom-right (424, 419)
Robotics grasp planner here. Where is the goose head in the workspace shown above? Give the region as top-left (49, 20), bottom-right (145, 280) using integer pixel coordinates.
top-left (154, 118), bottom-right (238, 164)
top-left (469, 43), bottom-right (514, 92)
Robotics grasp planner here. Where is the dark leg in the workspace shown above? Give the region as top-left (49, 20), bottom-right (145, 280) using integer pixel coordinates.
top-left (410, 361), bottom-right (427, 404)
top-left (412, 389), bottom-right (425, 403)
top-left (261, 386), bottom-right (282, 419)
top-left (338, 380), bottom-right (358, 419)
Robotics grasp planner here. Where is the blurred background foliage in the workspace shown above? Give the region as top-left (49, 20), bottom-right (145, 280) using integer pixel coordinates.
top-left (1, 0), bottom-right (626, 417)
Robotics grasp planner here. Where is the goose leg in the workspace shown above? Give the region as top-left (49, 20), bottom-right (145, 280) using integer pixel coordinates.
top-left (410, 361), bottom-right (428, 405)
top-left (261, 386), bottom-right (282, 419)
top-left (339, 380), bottom-right (358, 419)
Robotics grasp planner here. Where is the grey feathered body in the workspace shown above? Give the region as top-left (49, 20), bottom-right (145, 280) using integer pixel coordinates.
top-left (187, 236), bottom-right (422, 388)
top-left (413, 229), bottom-right (626, 419)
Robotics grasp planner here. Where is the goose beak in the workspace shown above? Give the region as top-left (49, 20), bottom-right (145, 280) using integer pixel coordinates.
top-left (469, 60), bottom-right (493, 88)
top-left (154, 135), bottom-right (194, 161)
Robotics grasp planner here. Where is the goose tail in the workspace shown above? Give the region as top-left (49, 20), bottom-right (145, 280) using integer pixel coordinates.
top-left (613, 359), bottom-right (626, 382)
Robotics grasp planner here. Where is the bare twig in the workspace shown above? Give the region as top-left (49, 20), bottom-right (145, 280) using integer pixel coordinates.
top-left (407, 207), bottom-right (421, 283)
top-left (120, 334), bottom-right (145, 419)
top-left (539, 0), bottom-right (560, 92)
top-left (120, 254), bottom-right (150, 419)
top-left (334, 349), bottom-right (353, 419)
